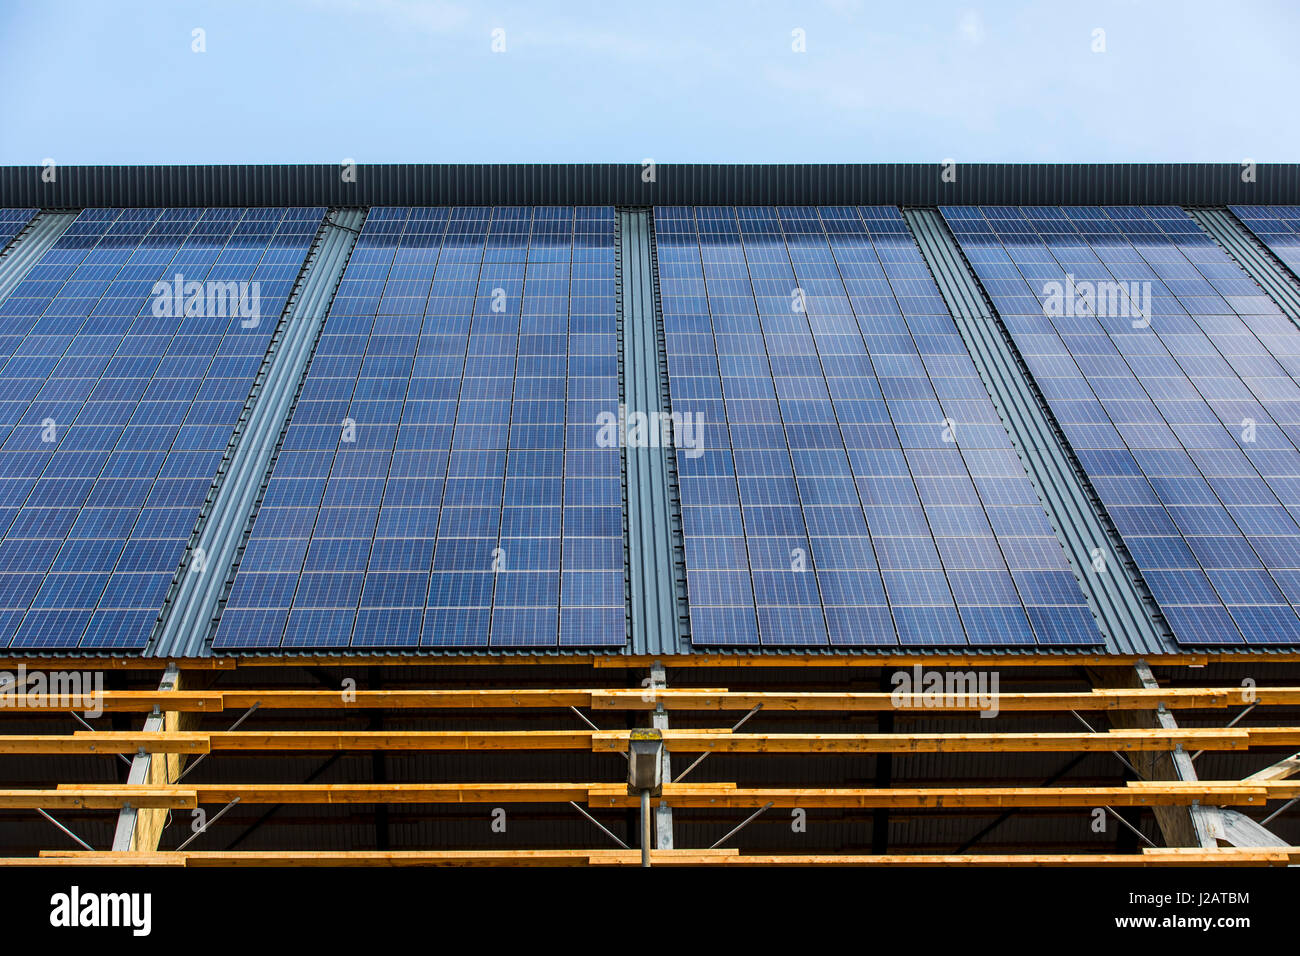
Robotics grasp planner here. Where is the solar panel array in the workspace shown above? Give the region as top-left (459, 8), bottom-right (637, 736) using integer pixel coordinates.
top-left (213, 206), bottom-right (623, 650)
top-left (1231, 205), bottom-right (1300, 279)
top-left (655, 205), bottom-right (1097, 647)
top-left (0, 209), bottom-right (36, 250)
top-left (944, 205), bottom-right (1300, 645)
top-left (0, 207), bottom-right (323, 649)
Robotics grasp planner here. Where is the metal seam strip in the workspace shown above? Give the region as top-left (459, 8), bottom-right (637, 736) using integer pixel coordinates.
top-left (0, 210), bottom-right (79, 306)
top-left (1185, 207), bottom-right (1300, 323)
top-left (618, 207), bottom-right (687, 655)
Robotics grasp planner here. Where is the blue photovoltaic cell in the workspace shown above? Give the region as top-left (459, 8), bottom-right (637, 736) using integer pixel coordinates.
top-left (655, 206), bottom-right (1097, 648)
top-left (213, 206), bottom-right (624, 650)
top-left (1231, 205), bottom-right (1300, 279)
top-left (0, 209), bottom-right (36, 250)
top-left (943, 205), bottom-right (1300, 646)
top-left (0, 207), bottom-right (323, 649)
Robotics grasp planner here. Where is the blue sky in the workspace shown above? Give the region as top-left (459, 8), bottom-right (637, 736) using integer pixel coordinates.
top-left (2, 0), bottom-right (1297, 164)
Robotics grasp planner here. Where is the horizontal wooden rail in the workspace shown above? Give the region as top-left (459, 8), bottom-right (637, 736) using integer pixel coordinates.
top-left (5, 726), bottom-right (1300, 755)
top-left (591, 687), bottom-right (1300, 712)
top-left (0, 728), bottom-right (1270, 756)
top-left (5, 686), bottom-right (1299, 714)
top-left (0, 734), bottom-right (211, 755)
top-left (594, 728), bottom-right (1300, 754)
top-left (52, 780), bottom-right (1299, 808)
top-left (585, 783), bottom-right (1279, 809)
top-left (0, 788), bottom-right (197, 810)
top-left (17, 847), bottom-right (1299, 866)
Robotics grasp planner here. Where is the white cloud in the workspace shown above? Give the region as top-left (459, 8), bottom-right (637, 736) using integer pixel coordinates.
top-left (958, 10), bottom-right (986, 46)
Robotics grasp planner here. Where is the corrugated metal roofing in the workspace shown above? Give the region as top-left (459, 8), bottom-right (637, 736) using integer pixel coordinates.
top-left (618, 208), bottom-right (690, 656)
top-left (5, 163), bottom-right (1300, 208)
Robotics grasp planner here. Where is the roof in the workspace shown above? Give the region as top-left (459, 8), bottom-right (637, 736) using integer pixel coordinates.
top-left (1, 164), bottom-right (1299, 659)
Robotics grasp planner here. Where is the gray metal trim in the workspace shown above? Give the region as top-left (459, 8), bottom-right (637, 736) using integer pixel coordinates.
top-left (648, 661), bottom-right (673, 849)
top-left (0, 210), bottom-right (78, 305)
top-left (904, 208), bottom-right (1176, 656)
top-left (5, 164), bottom-right (1300, 208)
top-left (618, 208), bottom-right (689, 656)
top-left (146, 208), bottom-right (366, 657)
top-left (1186, 207), bottom-right (1300, 322)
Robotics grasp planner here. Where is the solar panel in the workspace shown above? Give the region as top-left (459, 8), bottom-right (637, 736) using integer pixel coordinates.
top-left (656, 205), bottom-right (1098, 648)
top-left (0, 207), bottom-right (323, 649)
top-left (943, 204), bottom-right (1300, 645)
top-left (1230, 206), bottom-right (1300, 280)
top-left (213, 206), bottom-right (624, 650)
top-left (0, 209), bottom-right (36, 250)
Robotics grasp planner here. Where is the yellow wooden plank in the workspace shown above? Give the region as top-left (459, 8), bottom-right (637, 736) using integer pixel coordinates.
top-left (592, 687), bottom-right (1300, 711)
top-left (591, 728), bottom-right (1271, 754)
top-left (206, 731), bottom-right (593, 751)
top-left (2, 684), bottom-right (1284, 715)
top-left (25, 848), bottom-right (1297, 867)
top-left (58, 780), bottom-right (1283, 809)
top-left (0, 733), bottom-right (210, 755)
top-left (585, 784), bottom-right (1271, 809)
top-left (0, 691), bottom-right (222, 713)
top-left (217, 690), bottom-right (598, 710)
top-left (0, 788), bottom-right (197, 809)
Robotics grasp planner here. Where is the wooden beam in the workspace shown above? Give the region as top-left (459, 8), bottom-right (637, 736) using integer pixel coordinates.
top-left (66, 783), bottom-right (600, 805)
top-left (218, 690), bottom-right (600, 710)
top-left (59, 780), bottom-right (1295, 808)
top-left (595, 687), bottom-right (1300, 711)
top-left (1132, 779), bottom-right (1300, 799)
top-left (5, 685), bottom-right (1294, 714)
top-left (0, 691), bottom-right (222, 713)
top-left (0, 733), bottom-right (209, 755)
top-left (112, 665), bottom-right (201, 854)
top-left (586, 784), bottom-right (1273, 809)
top-left (8, 726), bottom-right (1297, 755)
top-left (204, 731), bottom-right (595, 751)
top-left (19, 847), bottom-right (1298, 866)
top-left (1245, 751), bottom-right (1300, 783)
top-left (0, 855), bottom-right (188, 867)
top-left (1090, 662), bottom-right (1222, 849)
top-left (0, 788), bottom-right (197, 810)
top-left (594, 728), bottom-right (1293, 754)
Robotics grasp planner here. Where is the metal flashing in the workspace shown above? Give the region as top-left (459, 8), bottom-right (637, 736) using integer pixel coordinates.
top-left (618, 208), bottom-right (690, 656)
top-left (0, 210), bottom-right (78, 306)
top-left (5, 164), bottom-right (1300, 208)
top-left (1186, 206), bottom-right (1300, 323)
